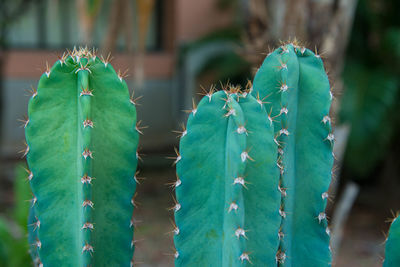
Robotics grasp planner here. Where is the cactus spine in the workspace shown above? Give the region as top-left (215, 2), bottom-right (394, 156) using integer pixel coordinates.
top-left (173, 88), bottom-right (281, 266)
top-left (252, 42), bottom-right (334, 266)
top-left (384, 215), bottom-right (400, 266)
top-left (25, 47), bottom-right (140, 266)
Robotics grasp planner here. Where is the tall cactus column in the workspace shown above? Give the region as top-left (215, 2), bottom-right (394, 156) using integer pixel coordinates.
top-left (173, 89), bottom-right (281, 266)
top-left (25, 48), bottom-right (140, 266)
top-left (384, 215), bottom-right (400, 266)
top-left (252, 43), bottom-right (334, 266)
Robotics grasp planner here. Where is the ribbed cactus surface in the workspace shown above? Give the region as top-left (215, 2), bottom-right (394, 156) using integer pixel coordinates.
top-left (25, 48), bottom-right (139, 266)
top-left (173, 89), bottom-right (281, 266)
top-left (384, 215), bottom-right (400, 267)
top-left (252, 43), bottom-right (334, 266)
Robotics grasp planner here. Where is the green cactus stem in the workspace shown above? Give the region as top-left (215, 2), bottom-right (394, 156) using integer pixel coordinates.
top-left (384, 215), bottom-right (400, 266)
top-left (24, 47), bottom-right (140, 266)
top-left (252, 42), bottom-right (334, 266)
top-left (173, 87), bottom-right (281, 266)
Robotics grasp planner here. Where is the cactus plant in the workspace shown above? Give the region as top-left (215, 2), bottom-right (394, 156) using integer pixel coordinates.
top-left (24, 47), bottom-right (140, 266)
top-left (173, 87), bottom-right (281, 266)
top-left (173, 42), bottom-right (334, 266)
top-left (251, 42), bottom-right (334, 265)
top-left (384, 215), bottom-right (400, 266)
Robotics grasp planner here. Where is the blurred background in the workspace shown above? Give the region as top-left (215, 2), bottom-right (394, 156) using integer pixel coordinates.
top-left (0, 0), bottom-right (399, 266)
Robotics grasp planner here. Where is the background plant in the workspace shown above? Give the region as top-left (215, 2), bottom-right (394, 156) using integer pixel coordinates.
top-left (0, 164), bottom-right (32, 267)
top-left (340, 0), bottom-right (400, 184)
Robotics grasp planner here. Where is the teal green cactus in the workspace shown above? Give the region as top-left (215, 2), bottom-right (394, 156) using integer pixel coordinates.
top-left (252, 42), bottom-right (334, 265)
top-left (24, 47), bottom-right (140, 266)
top-left (173, 87), bottom-right (281, 266)
top-left (384, 215), bottom-right (400, 266)
top-left (173, 42), bottom-right (334, 266)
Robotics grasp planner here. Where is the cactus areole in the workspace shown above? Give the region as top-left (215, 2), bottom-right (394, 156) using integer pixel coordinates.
top-left (25, 47), bottom-right (140, 266)
top-left (173, 42), bottom-right (334, 267)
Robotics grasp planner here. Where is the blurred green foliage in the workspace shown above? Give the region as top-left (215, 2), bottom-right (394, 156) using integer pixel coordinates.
top-left (340, 63), bottom-right (398, 176)
top-left (0, 164), bottom-right (32, 267)
top-left (178, 27), bottom-right (251, 91)
top-left (340, 0), bottom-right (400, 180)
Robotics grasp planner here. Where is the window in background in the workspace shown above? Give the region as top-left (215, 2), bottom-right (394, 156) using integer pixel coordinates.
top-left (7, 0), bottom-right (162, 51)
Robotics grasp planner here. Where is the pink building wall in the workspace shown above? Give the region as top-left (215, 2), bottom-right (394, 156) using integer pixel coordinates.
top-left (175, 0), bottom-right (233, 42)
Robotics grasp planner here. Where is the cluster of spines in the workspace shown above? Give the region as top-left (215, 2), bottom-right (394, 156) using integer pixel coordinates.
top-left (24, 47), bottom-right (142, 266)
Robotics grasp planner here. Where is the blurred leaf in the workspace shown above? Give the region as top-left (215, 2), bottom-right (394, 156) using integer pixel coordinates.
top-left (13, 164), bottom-right (31, 228)
top-left (178, 26), bottom-right (251, 90)
top-left (383, 27), bottom-right (400, 60)
top-left (0, 217), bottom-right (12, 265)
top-left (217, 0), bottom-right (237, 10)
top-left (178, 26), bottom-right (243, 65)
top-left (0, 215), bottom-right (31, 267)
top-left (0, 163), bottom-right (32, 267)
top-left (87, 0), bottom-right (103, 16)
top-left (340, 62), bottom-right (399, 177)
top-left (198, 51), bottom-right (251, 87)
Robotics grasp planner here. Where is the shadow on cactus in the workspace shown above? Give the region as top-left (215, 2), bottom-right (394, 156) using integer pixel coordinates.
top-left (24, 47), bottom-right (140, 266)
top-left (172, 42), bottom-right (334, 266)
